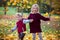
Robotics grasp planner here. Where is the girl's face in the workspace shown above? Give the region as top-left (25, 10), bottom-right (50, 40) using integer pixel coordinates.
top-left (16, 15), bottom-right (22, 20)
top-left (32, 7), bottom-right (38, 14)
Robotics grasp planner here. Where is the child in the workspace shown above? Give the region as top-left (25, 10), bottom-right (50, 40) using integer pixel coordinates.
top-left (28, 4), bottom-right (50, 40)
top-left (9, 13), bottom-right (33, 40)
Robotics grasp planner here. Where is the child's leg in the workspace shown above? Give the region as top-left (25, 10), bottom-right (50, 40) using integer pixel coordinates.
top-left (38, 33), bottom-right (43, 40)
top-left (32, 33), bottom-right (36, 40)
top-left (19, 32), bottom-right (26, 40)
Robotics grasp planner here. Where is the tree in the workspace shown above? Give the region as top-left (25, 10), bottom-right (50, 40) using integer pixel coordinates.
top-left (0, 0), bottom-right (9, 15)
top-left (51, 0), bottom-right (60, 14)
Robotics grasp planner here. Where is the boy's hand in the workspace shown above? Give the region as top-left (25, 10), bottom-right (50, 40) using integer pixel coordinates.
top-left (29, 19), bottom-right (33, 22)
top-left (8, 30), bottom-right (12, 33)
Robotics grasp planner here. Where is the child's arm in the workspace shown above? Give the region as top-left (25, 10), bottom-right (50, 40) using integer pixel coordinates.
top-left (11, 25), bottom-right (17, 32)
top-left (23, 19), bottom-right (33, 24)
top-left (40, 14), bottom-right (50, 21)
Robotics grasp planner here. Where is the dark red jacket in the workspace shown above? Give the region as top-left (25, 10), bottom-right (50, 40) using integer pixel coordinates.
top-left (28, 13), bottom-right (50, 33)
top-left (16, 20), bottom-right (26, 33)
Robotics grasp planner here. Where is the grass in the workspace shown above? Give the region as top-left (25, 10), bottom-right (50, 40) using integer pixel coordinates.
top-left (0, 7), bottom-right (29, 15)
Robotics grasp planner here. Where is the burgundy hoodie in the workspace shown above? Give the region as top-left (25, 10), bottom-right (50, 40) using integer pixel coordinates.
top-left (16, 19), bottom-right (26, 33)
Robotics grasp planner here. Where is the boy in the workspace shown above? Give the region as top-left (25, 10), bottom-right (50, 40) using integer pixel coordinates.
top-left (9, 13), bottom-right (33, 40)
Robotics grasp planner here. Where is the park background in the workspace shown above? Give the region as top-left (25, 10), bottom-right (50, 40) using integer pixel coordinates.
top-left (0, 0), bottom-right (60, 40)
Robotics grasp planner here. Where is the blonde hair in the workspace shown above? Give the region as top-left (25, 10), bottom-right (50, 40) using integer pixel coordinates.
top-left (30, 4), bottom-right (40, 13)
top-left (16, 13), bottom-right (23, 17)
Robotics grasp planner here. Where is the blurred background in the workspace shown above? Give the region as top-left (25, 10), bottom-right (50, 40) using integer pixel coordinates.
top-left (0, 0), bottom-right (60, 40)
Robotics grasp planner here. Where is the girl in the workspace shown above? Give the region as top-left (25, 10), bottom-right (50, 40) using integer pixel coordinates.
top-left (28, 4), bottom-right (50, 40)
top-left (9, 13), bottom-right (33, 40)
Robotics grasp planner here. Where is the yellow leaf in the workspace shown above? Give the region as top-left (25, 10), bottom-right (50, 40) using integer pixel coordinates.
top-left (10, 0), bottom-right (14, 3)
top-left (23, 0), bottom-right (27, 2)
top-left (12, 2), bottom-right (17, 5)
top-left (55, 16), bottom-right (59, 19)
top-left (23, 0), bottom-right (28, 4)
top-left (27, 6), bottom-right (31, 8)
top-left (44, 12), bottom-right (49, 17)
top-left (17, 0), bottom-right (20, 3)
top-left (7, 2), bottom-right (10, 5)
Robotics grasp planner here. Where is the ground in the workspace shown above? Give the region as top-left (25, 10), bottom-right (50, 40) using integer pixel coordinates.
top-left (0, 13), bottom-right (60, 40)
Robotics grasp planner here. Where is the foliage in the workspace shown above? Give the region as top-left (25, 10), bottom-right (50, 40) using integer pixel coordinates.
top-left (0, 19), bottom-right (16, 38)
top-left (0, 14), bottom-right (60, 40)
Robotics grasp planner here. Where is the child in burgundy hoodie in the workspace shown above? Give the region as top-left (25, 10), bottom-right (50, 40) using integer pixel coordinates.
top-left (10, 13), bottom-right (33, 40)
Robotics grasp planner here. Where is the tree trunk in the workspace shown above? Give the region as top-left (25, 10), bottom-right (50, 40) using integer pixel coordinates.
top-left (37, 0), bottom-right (41, 12)
top-left (4, 7), bottom-right (7, 15)
top-left (17, 6), bottom-right (20, 13)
